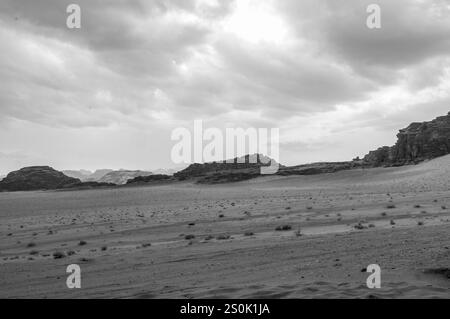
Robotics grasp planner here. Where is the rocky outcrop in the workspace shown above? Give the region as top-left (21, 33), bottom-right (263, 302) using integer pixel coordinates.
top-left (277, 161), bottom-right (362, 176)
top-left (98, 170), bottom-right (152, 185)
top-left (0, 166), bottom-right (81, 191)
top-left (126, 174), bottom-right (173, 185)
top-left (174, 154), bottom-right (278, 182)
top-left (364, 112), bottom-right (450, 166)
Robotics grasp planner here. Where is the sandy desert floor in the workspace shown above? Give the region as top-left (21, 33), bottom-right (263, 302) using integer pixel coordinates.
top-left (0, 156), bottom-right (450, 298)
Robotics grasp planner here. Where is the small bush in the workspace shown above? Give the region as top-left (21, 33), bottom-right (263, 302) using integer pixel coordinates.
top-left (53, 251), bottom-right (66, 259)
top-left (184, 234), bottom-right (195, 240)
top-left (275, 225), bottom-right (292, 231)
top-left (244, 232), bottom-right (254, 236)
top-left (386, 204), bottom-right (396, 209)
top-left (390, 219), bottom-right (396, 225)
top-left (101, 246), bottom-right (108, 251)
top-left (26, 242), bottom-right (36, 248)
top-left (417, 221), bottom-right (424, 226)
top-left (78, 240), bottom-right (87, 246)
top-left (216, 234), bottom-right (231, 240)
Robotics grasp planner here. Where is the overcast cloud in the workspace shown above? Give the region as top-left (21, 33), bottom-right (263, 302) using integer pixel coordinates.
top-left (1, 0), bottom-right (450, 173)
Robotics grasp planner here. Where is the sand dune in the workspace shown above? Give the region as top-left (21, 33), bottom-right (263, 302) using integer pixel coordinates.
top-left (0, 156), bottom-right (449, 298)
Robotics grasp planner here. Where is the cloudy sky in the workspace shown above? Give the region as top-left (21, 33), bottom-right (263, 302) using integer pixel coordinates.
top-left (1, 0), bottom-right (450, 174)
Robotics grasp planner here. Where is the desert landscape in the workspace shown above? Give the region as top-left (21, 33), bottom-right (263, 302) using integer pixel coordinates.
top-left (2, 1), bottom-right (450, 301)
top-left (1, 152), bottom-right (449, 298)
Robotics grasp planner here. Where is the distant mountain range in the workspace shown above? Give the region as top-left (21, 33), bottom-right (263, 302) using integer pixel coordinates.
top-left (63, 168), bottom-right (178, 183)
top-left (97, 170), bottom-right (152, 185)
top-left (1, 111), bottom-right (449, 191)
top-left (62, 169), bottom-right (112, 181)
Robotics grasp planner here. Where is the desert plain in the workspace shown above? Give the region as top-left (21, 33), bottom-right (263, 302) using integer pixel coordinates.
top-left (0, 156), bottom-right (449, 299)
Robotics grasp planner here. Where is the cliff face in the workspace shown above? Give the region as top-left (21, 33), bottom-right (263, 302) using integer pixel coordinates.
top-left (0, 166), bottom-right (80, 191)
top-left (364, 112), bottom-right (450, 166)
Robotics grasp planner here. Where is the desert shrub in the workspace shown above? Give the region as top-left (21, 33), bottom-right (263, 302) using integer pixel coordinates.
top-left (275, 225), bottom-right (292, 231)
top-left (78, 240), bottom-right (87, 246)
top-left (53, 251), bottom-right (66, 259)
top-left (390, 219), bottom-right (396, 225)
top-left (26, 242), bottom-right (36, 248)
top-left (184, 234), bottom-right (195, 240)
top-left (244, 232), bottom-right (254, 236)
top-left (216, 234), bottom-right (231, 240)
top-left (386, 204), bottom-right (396, 209)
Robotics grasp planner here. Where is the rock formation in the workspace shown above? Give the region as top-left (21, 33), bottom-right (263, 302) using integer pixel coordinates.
top-left (126, 174), bottom-right (173, 185)
top-left (0, 166), bottom-right (81, 191)
top-left (174, 154), bottom-right (278, 183)
top-left (364, 112), bottom-right (450, 166)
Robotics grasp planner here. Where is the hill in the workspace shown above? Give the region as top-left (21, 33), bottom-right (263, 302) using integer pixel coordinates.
top-left (0, 166), bottom-right (81, 191)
